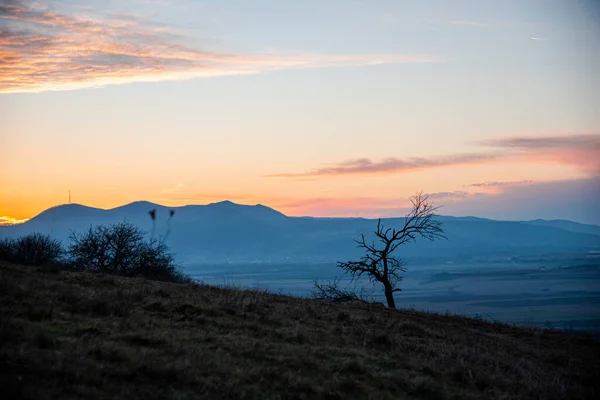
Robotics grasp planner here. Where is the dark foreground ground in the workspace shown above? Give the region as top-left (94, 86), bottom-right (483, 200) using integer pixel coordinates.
top-left (1, 261), bottom-right (599, 400)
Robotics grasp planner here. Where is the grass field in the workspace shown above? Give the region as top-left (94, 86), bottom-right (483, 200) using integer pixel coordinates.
top-left (1, 260), bottom-right (600, 399)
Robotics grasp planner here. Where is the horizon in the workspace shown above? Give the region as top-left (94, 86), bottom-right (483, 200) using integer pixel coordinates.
top-left (3, 198), bottom-right (600, 227)
top-left (2, 0), bottom-right (600, 225)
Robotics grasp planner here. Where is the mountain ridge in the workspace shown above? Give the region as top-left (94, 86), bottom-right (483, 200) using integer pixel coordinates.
top-left (17, 200), bottom-right (600, 227)
top-left (3, 200), bottom-right (599, 264)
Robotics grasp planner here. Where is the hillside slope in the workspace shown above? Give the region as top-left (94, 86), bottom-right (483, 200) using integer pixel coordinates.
top-left (1, 261), bottom-right (599, 399)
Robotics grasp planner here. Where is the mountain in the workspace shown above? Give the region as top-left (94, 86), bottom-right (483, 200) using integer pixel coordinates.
top-left (1, 201), bottom-right (599, 264)
top-left (28, 203), bottom-right (108, 224)
top-left (523, 219), bottom-right (600, 236)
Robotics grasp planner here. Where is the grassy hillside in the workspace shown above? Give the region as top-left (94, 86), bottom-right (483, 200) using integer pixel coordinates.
top-left (1, 261), bottom-right (599, 399)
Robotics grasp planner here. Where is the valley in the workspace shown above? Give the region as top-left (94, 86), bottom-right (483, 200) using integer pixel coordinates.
top-left (188, 260), bottom-right (600, 332)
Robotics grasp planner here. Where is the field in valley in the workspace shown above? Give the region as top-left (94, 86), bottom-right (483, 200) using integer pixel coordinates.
top-left (187, 261), bottom-right (600, 332)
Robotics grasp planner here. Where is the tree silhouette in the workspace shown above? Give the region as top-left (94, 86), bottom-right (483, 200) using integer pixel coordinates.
top-left (337, 193), bottom-right (445, 309)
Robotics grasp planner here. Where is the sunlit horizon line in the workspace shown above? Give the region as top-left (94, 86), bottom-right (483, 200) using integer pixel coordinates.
top-left (0, 216), bottom-right (31, 226)
top-left (1, 197), bottom-right (436, 224)
top-left (0, 192), bottom-right (543, 225)
top-left (3, 175), bottom-right (598, 224)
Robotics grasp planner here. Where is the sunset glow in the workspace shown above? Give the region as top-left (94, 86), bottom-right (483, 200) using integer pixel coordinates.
top-left (2, 0), bottom-right (599, 224)
top-left (0, 216), bottom-right (30, 226)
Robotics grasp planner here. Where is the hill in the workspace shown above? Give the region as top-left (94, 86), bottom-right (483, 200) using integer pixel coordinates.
top-left (523, 219), bottom-right (600, 236)
top-left (1, 201), bottom-right (599, 264)
top-left (1, 261), bottom-right (599, 399)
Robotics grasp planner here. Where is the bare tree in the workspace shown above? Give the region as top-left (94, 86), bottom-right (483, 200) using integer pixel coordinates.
top-left (337, 193), bottom-right (445, 309)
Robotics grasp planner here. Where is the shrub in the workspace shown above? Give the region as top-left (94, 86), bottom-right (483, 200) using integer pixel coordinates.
top-left (135, 240), bottom-right (191, 283)
top-left (68, 222), bottom-right (189, 283)
top-left (312, 277), bottom-right (375, 304)
top-left (0, 238), bottom-right (16, 261)
top-left (68, 223), bottom-right (144, 275)
top-left (2, 233), bottom-right (64, 266)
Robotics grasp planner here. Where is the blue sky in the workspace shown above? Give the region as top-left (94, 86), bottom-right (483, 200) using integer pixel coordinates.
top-left (1, 0), bottom-right (599, 224)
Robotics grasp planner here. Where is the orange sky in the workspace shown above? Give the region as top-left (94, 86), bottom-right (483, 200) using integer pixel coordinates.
top-left (1, 0), bottom-right (599, 224)
top-left (2, 143), bottom-right (597, 223)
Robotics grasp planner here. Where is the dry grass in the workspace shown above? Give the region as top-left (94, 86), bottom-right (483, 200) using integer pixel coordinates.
top-left (1, 260), bottom-right (599, 400)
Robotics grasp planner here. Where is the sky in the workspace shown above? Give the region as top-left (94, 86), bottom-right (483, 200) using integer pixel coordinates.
top-left (1, 0), bottom-right (600, 225)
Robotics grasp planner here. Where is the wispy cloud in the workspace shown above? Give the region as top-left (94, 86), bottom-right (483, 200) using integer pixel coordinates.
top-left (465, 180), bottom-right (535, 195)
top-left (478, 134), bottom-right (599, 149)
top-left (443, 177), bottom-right (600, 224)
top-left (0, 1), bottom-right (440, 93)
top-left (268, 134), bottom-right (600, 178)
top-left (467, 180), bottom-right (533, 188)
top-left (275, 178), bottom-right (599, 221)
top-left (135, 177), bottom-right (600, 221)
top-left (424, 191), bottom-right (471, 200)
top-left (530, 36), bottom-right (547, 41)
top-left (266, 153), bottom-right (501, 178)
top-left (479, 134), bottom-right (600, 174)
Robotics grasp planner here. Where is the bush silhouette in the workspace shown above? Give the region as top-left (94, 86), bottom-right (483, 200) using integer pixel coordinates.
top-left (0, 233), bottom-right (63, 266)
top-left (68, 222), bottom-right (189, 283)
top-left (0, 238), bottom-right (15, 261)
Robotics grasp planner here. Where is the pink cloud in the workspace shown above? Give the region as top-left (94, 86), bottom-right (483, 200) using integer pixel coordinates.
top-left (269, 134), bottom-right (600, 178)
top-left (0, 1), bottom-right (440, 93)
top-left (479, 134), bottom-right (600, 174)
top-left (277, 197), bottom-right (411, 217)
top-left (466, 180), bottom-right (535, 194)
top-left (443, 177), bottom-right (600, 224)
top-left (276, 178), bottom-right (600, 222)
top-left (266, 154), bottom-right (501, 178)
top-left (468, 180), bottom-right (534, 188)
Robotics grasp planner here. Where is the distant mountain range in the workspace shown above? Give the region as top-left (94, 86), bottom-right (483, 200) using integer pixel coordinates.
top-left (2, 201), bottom-right (599, 265)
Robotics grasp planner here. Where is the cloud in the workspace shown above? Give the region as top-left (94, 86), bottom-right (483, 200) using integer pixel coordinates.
top-left (479, 134), bottom-right (600, 174)
top-left (0, 216), bottom-right (30, 225)
top-left (465, 180), bottom-right (535, 195)
top-left (276, 178), bottom-right (600, 223)
top-left (443, 177), bottom-right (600, 225)
top-left (468, 180), bottom-right (534, 188)
top-left (298, 178), bottom-right (599, 223)
top-left (268, 134), bottom-right (600, 178)
top-left (266, 153), bottom-right (501, 178)
top-left (172, 178), bottom-right (597, 223)
top-left (0, 1), bottom-right (440, 93)
top-left (424, 191), bottom-right (471, 200)
top-left (137, 175), bottom-right (600, 223)
top-left (530, 37), bottom-right (546, 41)
top-left (479, 134), bottom-right (599, 149)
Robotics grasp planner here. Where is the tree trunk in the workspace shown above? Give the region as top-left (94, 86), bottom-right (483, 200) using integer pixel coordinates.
top-left (383, 282), bottom-right (396, 309)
